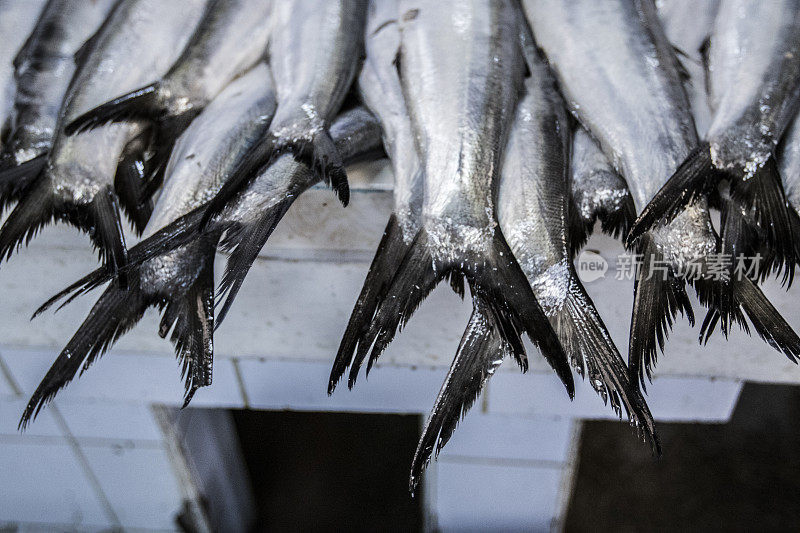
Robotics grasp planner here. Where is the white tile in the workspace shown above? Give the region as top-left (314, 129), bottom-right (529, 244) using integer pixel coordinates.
top-left (0, 398), bottom-right (61, 437)
top-left (434, 461), bottom-right (562, 532)
top-left (437, 414), bottom-right (573, 464)
top-left (239, 358), bottom-right (443, 413)
top-left (82, 445), bottom-right (183, 530)
top-left (58, 400), bottom-right (162, 442)
top-left (0, 442), bottom-right (113, 527)
top-left (0, 355), bottom-right (19, 399)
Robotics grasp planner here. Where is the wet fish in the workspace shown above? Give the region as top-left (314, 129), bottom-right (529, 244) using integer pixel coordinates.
top-left (64, 0), bottom-right (273, 191)
top-left (524, 0), bottom-right (800, 388)
top-left (571, 127), bottom-right (636, 240)
top-left (780, 114), bottom-right (800, 215)
top-left (656, 0), bottom-right (719, 136)
top-left (630, 0), bottom-right (800, 282)
top-left (340, 0), bottom-right (573, 420)
top-left (329, 0), bottom-right (425, 393)
top-left (409, 34), bottom-right (659, 490)
top-left (0, 0), bottom-right (47, 147)
top-left (200, 0), bottom-right (368, 226)
top-left (0, 0), bottom-right (207, 277)
top-left (0, 0), bottom-right (118, 209)
top-left (20, 64), bottom-right (279, 427)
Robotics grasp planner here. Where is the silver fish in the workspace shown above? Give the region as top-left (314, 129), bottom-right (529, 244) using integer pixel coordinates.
top-left (780, 114), bottom-right (800, 215)
top-left (201, 0), bottom-right (368, 224)
top-left (524, 0), bottom-right (800, 387)
top-left (0, 0), bottom-right (47, 146)
top-left (330, 0), bottom-right (425, 393)
top-left (410, 35), bottom-right (658, 490)
top-left (0, 0), bottom-right (207, 275)
top-left (656, 0), bottom-right (720, 136)
top-left (345, 0), bottom-right (572, 444)
top-left (21, 63), bottom-right (279, 427)
top-left (571, 127), bottom-right (635, 240)
top-left (0, 0), bottom-right (118, 208)
top-left (632, 0), bottom-right (800, 279)
top-left (64, 0), bottom-right (273, 189)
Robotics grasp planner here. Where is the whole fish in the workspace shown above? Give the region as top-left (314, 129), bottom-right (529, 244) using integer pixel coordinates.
top-left (0, 0), bottom-right (207, 276)
top-left (631, 0), bottom-right (800, 282)
top-left (64, 0), bottom-right (273, 190)
top-left (656, 0), bottom-right (720, 136)
top-left (0, 0), bottom-right (118, 209)
top-left (343, 0), bottom-right (574, 407)
top-left (200, 0), bottom-right (368, 226)
top-left (780, 115), bottom-right (800, 216)
top-left (329, 0), bottom-right (425, 393)
top-left (409, 36), bottom-right (658, 491)
top-left (524, 0), bottom-right (800, 388)
top-left (0, 0), bottom-right (47, 146)
top-left (571, 127), bottom-right (635, 241)
top-left (20, 64), bottom-right (279, 427)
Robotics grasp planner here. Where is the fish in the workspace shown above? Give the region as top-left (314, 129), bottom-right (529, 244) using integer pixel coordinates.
top-left (0, 0), bottom-right (47, 147)
top-left (656, 0), bottom-right (720, 137)
top-left (570, 127), bottom-right (636, 241)
top-left (0, 0), bottom-right (118, 210)
top-left (200, 0), bottom-right (368, 227)
top-left (63, 0), bottom-right (273, 192)
top-left (20, 63), bottom-right (279, 427)
top-left (780, 114), bottom-right (800, 216)
top-left (409, 29), bottom-right (659, 490)
top-left (329, 0), bottom-right (424, 393)
top-left (0, 0), bottom-right (207, 277)
top-left (339, 0), bottom-right (574, 418)
top-left (630, 0), bottom-right (800, 284)
top-left (524, 0), bottom-right (800, 388)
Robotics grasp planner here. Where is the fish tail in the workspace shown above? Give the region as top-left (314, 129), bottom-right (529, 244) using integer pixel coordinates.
top-left (555, 268), bottom-right (660, 451)
top-left (114, 130), bottom-right (154, 235)
top-left (0, 153), bottom-right (48, 211)
top-left (628, 232), bottom-right (694, 391)
top-left (84, 186), bottom-right (130, 284)
top-left (345, 228), bottom-right (574, 398)
top-left (215, 195), bottom-right (295, 325)
top-left (627, 143), bottom-right (717, 246)
top-left (329, 214), bottom-right (411, 394)
top-left (0, 179), bottom-right (55, 264)
top-left (568, 197), bottom-right (589, 257)
top-left (409, 299), bottom-right (509, 492)
top-left (32, 268), bottom-right (109, 319)
top-left (599, 192), bottom-right (637, 241)
top-left (64, 83), bottom-right (159, 135)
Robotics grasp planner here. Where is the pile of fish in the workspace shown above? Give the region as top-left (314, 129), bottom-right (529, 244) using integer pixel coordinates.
top-left (2, 0), bottom-right (800, 489)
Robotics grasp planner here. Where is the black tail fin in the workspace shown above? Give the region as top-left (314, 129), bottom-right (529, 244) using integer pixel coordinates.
top-left (0, 153), bottom-right (48, 211)
top-left (114, 129), bottom-right (154, 234)
top-left (215, 196), bottom-right (295, 325)
top-left (341, 227), bottom-right (574, 398)
top-left (329, 215), bottom-right (411, 394)
top-left (556, 268), bottom-right (660, 451)
top-left (628, 232), bottom-right (694, 390)
top-left (85, 186), bottom-right (129, 282)
top-left (409, 299), bottom-right (509, 492)
top-left (627, 143), bottom-right (717, 246)
top-left (64, 84), bottom-right (159, 136)
top-left (0, 180), bottom-right (55, 263)
top-left (200, 128), bottom-right (349, 230)
top-left (21, 240), bottom-right (218, 427)
top-left (599, 193), bottom-right (637, 241)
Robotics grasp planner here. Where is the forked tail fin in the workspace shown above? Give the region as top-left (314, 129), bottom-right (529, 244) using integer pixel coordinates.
top-left (64, 84), bottom-right (159, 135)
top-left (0, 153), bottom-right (48, 211)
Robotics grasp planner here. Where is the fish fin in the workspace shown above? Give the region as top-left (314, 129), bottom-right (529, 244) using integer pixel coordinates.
top-left (32, 267), bottom-right (109, 319)
top-left (0, 153), bottom-right (48, 211)
top-left (568, 198), bottom-right (589, 258)
top-left (557, 268), bottom-right (660, 451)
top-left (329, 215), bottom-right (410, 394)
top-left (158, 239), bottom-right (217, 406)
top-left (409, 300), bottom-right (509, 491)
top-left (114, 131), bottom-right (153, 234)
top-left (86, 186), bottom-right (129, 284)
top-left (629, 232), bottom-right (694, 390)
top-left (627, 143), bottom-right (717, 246)
top-left (0, 180), bottom-right (55, 263)
top-left (19, 280), bottom-right (148, 430)
top-left (64, 84), bottom-right (159, 135)
top-left (215, 196), bottom-right (295, 325)
top-left (347, 228), bottom-right (574, 397)
top-left (728, 156), bottom-right (796, 286)
top-left (599, 192), bottom-right (636, 241)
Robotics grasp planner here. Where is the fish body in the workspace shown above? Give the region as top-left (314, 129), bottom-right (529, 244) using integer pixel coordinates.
top-left (0, 0), bottom-right (207, 274)
top-left (0, 0), bottom-right (117, 206)
top-left (0, 0), bottom-right (47, 145)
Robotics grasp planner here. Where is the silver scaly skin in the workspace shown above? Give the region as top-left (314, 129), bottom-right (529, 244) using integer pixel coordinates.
top-left (524, 0), bottom-right (800, 388)
top-left (0, 0), bottom-right (117, 204)
top-left (20, 64), bottom-right (279, 427)
top-left (0, 0), bottom-right (208, 276)
top-left (0, 0), bottom-right (47, 148)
